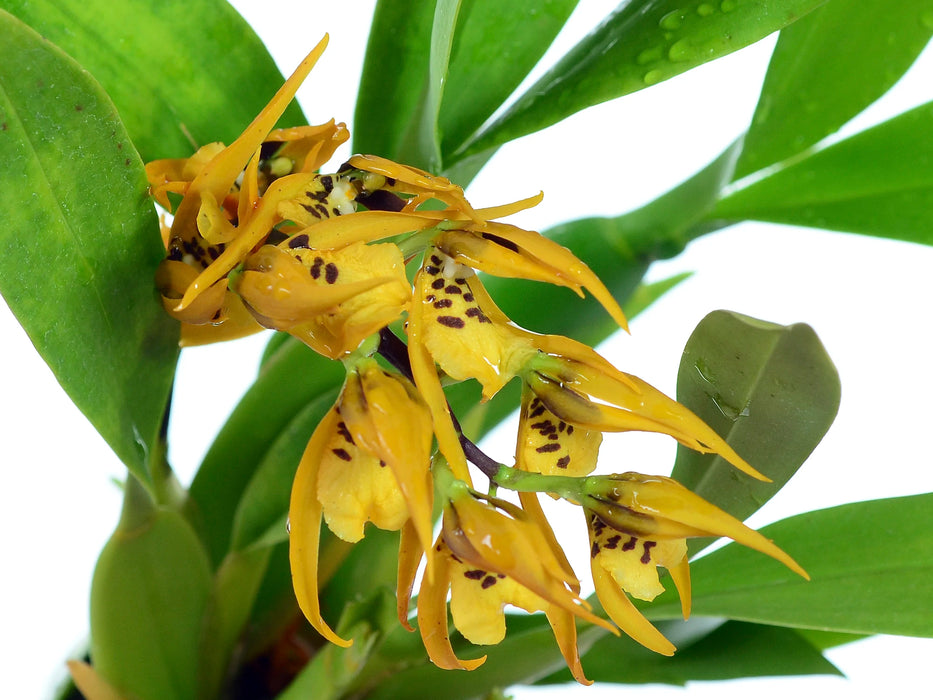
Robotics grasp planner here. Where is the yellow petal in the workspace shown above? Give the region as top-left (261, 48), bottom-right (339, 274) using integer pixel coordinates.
top-left (406, 266), bottom-right (471, 482)
top-left (178, 293), bottom-right (265, 347)
top-left (465, 220), bottom-right (628, 330)
top-left (288, 407), bottom-right (352, 647)
top-left (591, 564), bottom-right (675, 656)
top-left (417, 539), bottom-right (487, 671)
top-left (397, 519), bottom-right (424, 631)
top-left (295, 210), bottom-right (440, 249)
top-left (155, 260), bottom-right (228, 325)
top-left (545, 607), bottom-right (593, 686)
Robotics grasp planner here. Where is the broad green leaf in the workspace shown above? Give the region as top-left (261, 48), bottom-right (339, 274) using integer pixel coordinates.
top-left (0, 0), bottom-right (306, 160)
top-left (734, 0), bottom-right (933, 180)
top-left (90, 477), bottom-right (212, 700)
top-left (714, 100), bottom-right (933, 243)
top-left (0, 10), bottom-right (177, 484)
top-left (647, 494), bottom-right (933, 637)
top-left (672, 310), bottom-right (840, 535)
top-left (188, 338), bottom-right (343, 565)
top-left (438, 0), bottom-right (579, 158)
top-left (539, 620), bottom-right (839, 686)
top-left (483, 140), bottom-right (742, 338)
top-left (454, 0), bottom-right (827, 163)
top-left (353, 0), bottom-right (437, 159)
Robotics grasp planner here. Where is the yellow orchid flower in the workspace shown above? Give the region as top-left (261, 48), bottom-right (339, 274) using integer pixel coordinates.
top-left (232, 237), bottom-right (411, 358)
top-left (289, 360), bottom-right (435, 646)
top-left (516, 382), bottom-right (602, 477)
top-left (584, 472), bottom-right (808, 655)
top-left (148, 36), bottom-right (353, 344)
top-left (413, 481), bottom-right (614, 682)
top-left (524, 333), bottom-right (771, 482)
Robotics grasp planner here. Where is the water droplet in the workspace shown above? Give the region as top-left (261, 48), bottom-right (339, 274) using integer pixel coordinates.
top-left (668, 39), bottom-right (692, 62)
top-left (636, 45), bottom-right (664, 65)
top-left (922, 11), bottom-right (933, 29)
top-left (710, 393), bottom-right (749, 421)
top-left (697, 3), bottom-right (715, 16)
top-left (720, 0), bottom-right (737, 12)
top-left (285, 516), bottom-right (291, 534)
top-left (659, 9), bottom-right (686, 30)
top-left (643, 69), bottom-right (664, 85)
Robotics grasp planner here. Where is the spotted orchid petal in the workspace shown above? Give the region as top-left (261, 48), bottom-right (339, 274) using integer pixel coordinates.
top-left (288, 407), bottom-right (352, 647)
top-left (340, 360), bottom-right (435, 565)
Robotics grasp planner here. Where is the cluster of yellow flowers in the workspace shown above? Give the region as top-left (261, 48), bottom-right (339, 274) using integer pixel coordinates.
top-left (148, 37), bottom-right (806, 683)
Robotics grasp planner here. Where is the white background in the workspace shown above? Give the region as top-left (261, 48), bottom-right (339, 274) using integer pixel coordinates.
top-left (4, 1), bottom-right (933, 698)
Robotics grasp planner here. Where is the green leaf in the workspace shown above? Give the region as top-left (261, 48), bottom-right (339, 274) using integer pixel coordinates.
top-left (647, 494), bottom-right (933, 637)
top-left (0, 0), bottom-right (306, 160)
top-left (0, 10), bottom-right (177, 484)
top-left (90, 477), bottom-right (212, 700)
top-left (714, 100), bottom-right (933, 243)
top-left (438, 0), bottom-right (579, 158)
top-left (672, 310), bottom-right (840, 536)
top-left (539, 620), bottom-right (840, 686)
top-left (188, 338), bottom-right (343, 565)
top-left (400, 0), bottom-right (462, 171)
top-left (353, 0), bottom-right (437, 159)
top-left (734, 0), bottom-right (933, 180)
top-left (454, 0), bottom-right (828, 162)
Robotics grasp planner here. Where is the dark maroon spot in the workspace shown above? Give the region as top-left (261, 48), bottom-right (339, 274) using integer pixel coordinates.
top-left (310, 257), bottom-right (324, 279)
top-left (528, 404), bottom-right (546, 419)
top-left (591, 541), bottom-right (600, 558)
top-left (336, 422), bottom-right (355, 445)
top-left (437, 316), bottom-right (465, 329)
top-left (430, 254), bottom-right (442, 265)
top-left (74, 104), bottom-right (83, 112)
top-left (288, 234), bottom-right (310, 249)
top-left (481, 575), bottom-right (498, 589)
top-left (425, 265), bottom-right (440, 275)
top-left (462, 292), bottom-right (475, 302)
top-left (641, 541), bottom-right (657, 564)
top-left (566, 425), bottom-right (574, 435)
top-left (319, 175), bottom-right (334, 191)
top-left (605, 535), bottom-right (621, 550)
top-left (535, 443), bottom-right (561, 453)
top-left (433, 299), bottom-right (453, 309)
top-left (325, 262), bottom-right (338, 284)
top-left (556, 455), bottom-right (570, 468)
top-left (301, 202), bottom-right (323, 218)
top-left (431, 278), bottom-right (445, 290)
top-left (444, 285), bottom-right (462, 295)
top-left (331, 448), bottom-right (352, 462)
top-left (622, 536), bottom-right (637, 552)
top-left (464, 569), bottom-right (485, 580)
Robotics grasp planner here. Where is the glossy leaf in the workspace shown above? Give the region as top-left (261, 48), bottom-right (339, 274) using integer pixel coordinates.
top-left (188, 338), bottom-right (343, 565)
top-left (714, 100), bottom-right (933, 243)
top-left (353, 0), bottom-right (437, 159)
top-left (539, 620), bottom-right (840, 685)
top-left (90, 477), bottom-right (212, 700)
top-left (647, 494), bottom-right (933, 637)
top-left (0, 10), bottom-right (177, 484)
top-left (0, 0), bottom-right (306, 160)
top-left (454, 0), bottom-right (827, 163)
top-left (672, 310), bottom-right (840, 533)
top-left (734, 0), bottom-right (933, 179)
top-left (438, 0), bottom-right (579, 158)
